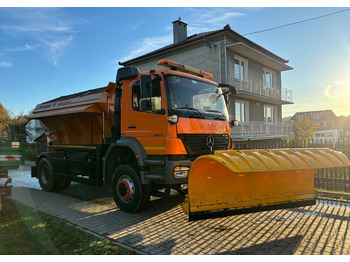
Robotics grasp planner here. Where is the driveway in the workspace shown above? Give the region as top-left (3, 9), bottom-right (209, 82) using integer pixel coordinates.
top-left (6, 164), bottom-right (350, 255)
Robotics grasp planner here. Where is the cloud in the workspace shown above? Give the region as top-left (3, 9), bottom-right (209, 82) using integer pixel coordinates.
top-left (0, 61), bottom-right (13, 68)
top-left (1, 24), bottom-right (72, 33)
top-left (40, 35), bottom-right (74, 66)
top-left (119, 34), bottom-right (173, 63)
top-left (185, 8), bottom-right (245, 33)
top-left (131, 21), bottom-right (144, 31)
top-left (188, 8), bottom-right (245, 25)
top-left (117, 8), bottom-right (246, 64)
top-left (5, 44), bottom-right (37, 52)
top-left (0, 8), bottom-right (87, 67)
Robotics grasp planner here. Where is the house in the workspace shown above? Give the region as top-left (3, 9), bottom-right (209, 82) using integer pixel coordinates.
top-left (336, 116), bottom-right (350, 138)
top-left (25, 119), bottom-right (46, 143)
top-left (291, 110), bottom-right (343, 142)
top-left (120, 19), bottom-right (294, 141)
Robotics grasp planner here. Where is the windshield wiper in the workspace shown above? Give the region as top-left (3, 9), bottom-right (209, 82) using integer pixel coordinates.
top-left (176, 107), bottom-right (205, 119)
top-left (205, 109), bottom-right (226, 120)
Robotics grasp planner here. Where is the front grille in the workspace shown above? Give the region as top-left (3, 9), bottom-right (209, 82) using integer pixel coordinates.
top-left (178, 134), bottom-right (229, 156)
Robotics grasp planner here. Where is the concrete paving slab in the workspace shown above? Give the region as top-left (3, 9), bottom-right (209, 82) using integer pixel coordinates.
top-left (6, 165), bottom-right (350, 255)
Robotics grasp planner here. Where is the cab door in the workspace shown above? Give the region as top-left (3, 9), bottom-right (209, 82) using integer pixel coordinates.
top-left (123, 75), bottom-right (167, 155)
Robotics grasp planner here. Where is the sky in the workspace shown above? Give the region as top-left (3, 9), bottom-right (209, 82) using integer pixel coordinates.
top-left (1, 2), bottom-right (350, 119)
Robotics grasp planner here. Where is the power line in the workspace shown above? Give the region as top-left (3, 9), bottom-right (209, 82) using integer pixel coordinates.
top-left (244, 8), bottom-right (350, 36)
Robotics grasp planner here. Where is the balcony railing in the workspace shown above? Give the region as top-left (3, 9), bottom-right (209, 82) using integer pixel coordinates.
top-left (231, 121), bottom-right (294, 139)
top-left (233, 76), bottom-right (293, 103)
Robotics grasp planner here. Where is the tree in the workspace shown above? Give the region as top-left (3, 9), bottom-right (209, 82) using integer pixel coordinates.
top-left (0, 103), bottom-right (29, 143)
top-left (293, 115), bottom-right (317, 143)
top-left (0, 103), bottom-right (10, 139)
top-left (6, 113), bottom-right (29, 143)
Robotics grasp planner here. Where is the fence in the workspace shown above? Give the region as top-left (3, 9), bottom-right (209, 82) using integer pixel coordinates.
top-left (234, 138), bottom-right (350, 194)
top-left (233, 138), bottom-right (283, 150)
top-left (231, 121), bottom-right (294, 139)
top-left (25, 142), bottom-right (48, 161)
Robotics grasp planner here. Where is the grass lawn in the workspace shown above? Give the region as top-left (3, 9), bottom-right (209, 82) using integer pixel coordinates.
top-left (0, 197), bottom-right (137, 255)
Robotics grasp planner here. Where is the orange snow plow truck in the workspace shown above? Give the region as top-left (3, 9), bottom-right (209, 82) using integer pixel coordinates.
top-left (28, 60), bottom-right (350, 220)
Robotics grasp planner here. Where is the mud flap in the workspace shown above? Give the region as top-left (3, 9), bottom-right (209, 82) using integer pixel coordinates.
top-left (182, 148), bottom-right (350, 220)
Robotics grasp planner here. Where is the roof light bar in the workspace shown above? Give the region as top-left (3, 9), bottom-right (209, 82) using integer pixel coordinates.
top-left (158, 59), bottom-right (213, 79)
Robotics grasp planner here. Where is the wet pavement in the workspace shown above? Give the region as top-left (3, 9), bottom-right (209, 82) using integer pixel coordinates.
top-left (4, 163), bottom-right (350, 255)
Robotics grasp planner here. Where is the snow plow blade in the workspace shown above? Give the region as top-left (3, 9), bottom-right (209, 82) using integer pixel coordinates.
top-left (182, 148), bottom-right (350, 220)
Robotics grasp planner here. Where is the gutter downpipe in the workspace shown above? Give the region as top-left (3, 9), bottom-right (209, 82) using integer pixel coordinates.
top-left (224, 34), bottom-right (228, 84)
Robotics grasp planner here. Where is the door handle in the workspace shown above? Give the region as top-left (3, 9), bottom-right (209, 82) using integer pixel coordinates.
top-left (128, 125), bottom-right (137, 129)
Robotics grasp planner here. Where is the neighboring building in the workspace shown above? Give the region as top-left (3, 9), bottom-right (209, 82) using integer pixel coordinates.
top-left (291, 110), bottom-right (344, 142)
top-left (120, 19), bottom-right (294, 140)
top-left (336, 116), bottom-right (350, 138)
top-left (291, 110), bottom-right (337, 130)
top-left (26, 119), bottom-right (46, 143)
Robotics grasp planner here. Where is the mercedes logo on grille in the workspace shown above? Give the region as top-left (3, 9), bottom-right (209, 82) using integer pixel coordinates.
top-left (206, 135), bottom-right (215, 150)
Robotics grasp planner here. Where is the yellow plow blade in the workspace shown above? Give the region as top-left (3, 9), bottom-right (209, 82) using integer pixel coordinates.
top-left (182, 148), bottom-right (350, 220)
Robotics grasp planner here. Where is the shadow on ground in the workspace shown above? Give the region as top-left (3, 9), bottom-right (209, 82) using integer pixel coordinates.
top-left (217, 235), bottom-right (303, 255)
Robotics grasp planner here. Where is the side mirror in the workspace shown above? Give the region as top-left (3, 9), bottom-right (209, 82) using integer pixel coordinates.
top-left (140, 99), bottom-right (152, 111)
top-left (218, 84), bottom-right (237, 96)
top-left (230, 120), bottom-right (239, 127)
top-left (140, 75), bottom-right (153, 98)
top-left (116, 66), bottom-right (139, 83)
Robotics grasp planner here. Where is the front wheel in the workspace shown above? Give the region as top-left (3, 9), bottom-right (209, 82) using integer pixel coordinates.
top-left (111, 165), bottom-right (149, 213)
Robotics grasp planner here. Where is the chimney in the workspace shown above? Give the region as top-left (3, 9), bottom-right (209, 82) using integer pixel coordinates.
top-left (172, 17), bottom-right (187, 44)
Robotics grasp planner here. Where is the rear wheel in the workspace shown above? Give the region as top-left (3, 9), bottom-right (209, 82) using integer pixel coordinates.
top-left (112, 164), bottom-right (149, 213)
top-left (37, 157), bottom-right (59, 192)
top-left (57, 179), bottom-right (71, 190)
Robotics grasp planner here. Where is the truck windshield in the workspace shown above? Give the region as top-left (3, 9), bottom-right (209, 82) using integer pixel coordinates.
top-left (166, 74), bottom-right (229, 120)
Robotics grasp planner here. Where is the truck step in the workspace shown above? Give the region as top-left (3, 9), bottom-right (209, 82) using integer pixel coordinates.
top-left (144, 160), bottom-right (165, 166)
top-left (144, 174), bottom-right (164, 180)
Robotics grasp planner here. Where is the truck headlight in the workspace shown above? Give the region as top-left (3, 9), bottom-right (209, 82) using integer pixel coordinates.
top-left (174, 166), bottom-right (190, 179)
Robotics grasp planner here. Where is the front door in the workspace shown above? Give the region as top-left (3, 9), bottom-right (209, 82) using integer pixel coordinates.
top-left (123, 77), bottom-right (167, 155)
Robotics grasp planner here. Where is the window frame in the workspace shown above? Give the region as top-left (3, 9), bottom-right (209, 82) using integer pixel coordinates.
top-left (235, 99), bottom-right (249, 123)
top-left (263, 67), bottom-right (276, 89)
top-left (264, 104), bottom-right (276, 123)
top-left (234, 55), bottom-right (248, 82)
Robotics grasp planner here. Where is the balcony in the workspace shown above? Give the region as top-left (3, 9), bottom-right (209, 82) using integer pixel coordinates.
top-left (233, 76), bottom-right (293, 103)
top-left (231, 121), bottom-right (294, 139)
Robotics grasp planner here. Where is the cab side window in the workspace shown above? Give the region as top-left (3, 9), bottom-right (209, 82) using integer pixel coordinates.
top-left (132, 78), bottom-right (162, 113)
top-left (132, 81), bottom-right (140, 110)
top-left (150, 78), bottom-right (162, 112)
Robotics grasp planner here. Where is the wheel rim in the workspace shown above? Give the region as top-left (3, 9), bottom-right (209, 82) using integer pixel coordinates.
top-left (40, 165), bottom-right (49, 185)
top-left (117, 175), bottom-right (135, 203)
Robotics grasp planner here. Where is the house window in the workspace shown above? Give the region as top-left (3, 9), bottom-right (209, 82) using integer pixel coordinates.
top-left (264, 105), bottom-right (276, 122)
top-left (234, 55), bottom-right (248, 81)
top-left (263, 68), bottom-right (276, 88)
top-left (235, 100), bottom-right (249, 122)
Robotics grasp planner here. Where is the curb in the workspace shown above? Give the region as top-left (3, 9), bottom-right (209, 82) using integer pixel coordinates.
top-left (317, 190), bottom-right (350, 202)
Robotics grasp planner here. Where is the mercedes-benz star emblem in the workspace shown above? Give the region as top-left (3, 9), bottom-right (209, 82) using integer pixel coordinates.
top-left (206, 135), bottom-right (215, 149)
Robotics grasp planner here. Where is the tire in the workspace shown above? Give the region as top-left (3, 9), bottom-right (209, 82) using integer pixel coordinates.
top-left (37, 157), bottom-right (59, 192)
top-left (57, 179), bottom-right (71, 190)
top-left (111, 164), bottom-right (149, 213)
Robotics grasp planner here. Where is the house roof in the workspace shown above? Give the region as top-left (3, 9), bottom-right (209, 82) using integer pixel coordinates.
top-left (119, 24), bottom-right (290, 67)
top-left (291, 109), bottom-right (336, 121)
